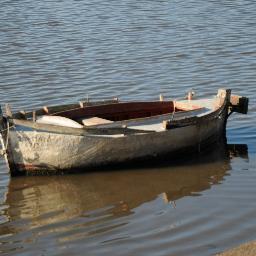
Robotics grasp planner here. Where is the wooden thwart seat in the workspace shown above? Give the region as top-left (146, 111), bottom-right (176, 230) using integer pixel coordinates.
top-left (82, 117), bottom-right (113, 127)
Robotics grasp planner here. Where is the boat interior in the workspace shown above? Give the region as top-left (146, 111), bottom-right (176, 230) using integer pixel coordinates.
top-left (15, 100), bottom-right (200, 118)
top-left (10, 99), bottom-right (209, 131)
top-left (5, 90), bottom-right (247, 132)
top-left (58, 101), bottom-right (178, 122)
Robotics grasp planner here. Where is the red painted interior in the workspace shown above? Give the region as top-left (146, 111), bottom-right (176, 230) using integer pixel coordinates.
top-left (57, 101), bottom-right (179, 122)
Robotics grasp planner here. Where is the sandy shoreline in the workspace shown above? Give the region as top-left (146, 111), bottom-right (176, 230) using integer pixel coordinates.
top-left (216, 241), bottom-right (256, 256)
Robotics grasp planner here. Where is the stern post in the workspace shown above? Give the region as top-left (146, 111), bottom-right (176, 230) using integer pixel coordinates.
top-left (217, 89), bottom-right (249, 142)
top-left (217, 88), bottom-right (232, 137)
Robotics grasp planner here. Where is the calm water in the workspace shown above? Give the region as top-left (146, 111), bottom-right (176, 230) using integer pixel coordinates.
top-left (0, 0), bottom-right (256, 255)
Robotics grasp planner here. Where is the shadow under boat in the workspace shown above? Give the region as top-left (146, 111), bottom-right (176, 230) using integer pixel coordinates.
top-left (1, 142), bottom-right (248, 229)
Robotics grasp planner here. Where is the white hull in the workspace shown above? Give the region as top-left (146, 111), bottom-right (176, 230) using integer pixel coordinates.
top-left (8, 112), bottom-right (225, 173)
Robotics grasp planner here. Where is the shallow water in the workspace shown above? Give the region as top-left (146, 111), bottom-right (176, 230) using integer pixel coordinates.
top-left (0, 0), bottom-right (256, 255)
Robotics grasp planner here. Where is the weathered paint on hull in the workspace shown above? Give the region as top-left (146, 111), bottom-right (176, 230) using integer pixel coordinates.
top-left (7, 111), bottom-right (227, 175)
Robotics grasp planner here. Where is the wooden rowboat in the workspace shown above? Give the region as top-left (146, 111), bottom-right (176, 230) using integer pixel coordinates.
top-left (0, 89), bottom-right (248, 176)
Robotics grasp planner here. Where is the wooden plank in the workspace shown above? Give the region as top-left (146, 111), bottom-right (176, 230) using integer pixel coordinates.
top-left (12, 119), bottom-right (154, 135)
top-left (82, 117), bottom-right (113, 126)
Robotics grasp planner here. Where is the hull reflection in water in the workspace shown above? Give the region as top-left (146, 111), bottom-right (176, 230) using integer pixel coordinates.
top-left (0, 143), bottom-right (248, 255)
top-left (2, 142), bottom-right (247, 221)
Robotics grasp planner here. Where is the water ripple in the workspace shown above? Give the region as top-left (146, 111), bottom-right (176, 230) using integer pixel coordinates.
top-left (0, 0), bottom-right (256, 255)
